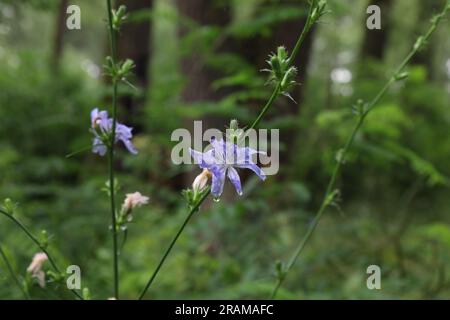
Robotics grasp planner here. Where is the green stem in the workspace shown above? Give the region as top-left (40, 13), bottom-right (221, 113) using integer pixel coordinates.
top-left (138, 190), bottom-right (210, 299)
top-left (288, 3), bottom-right (314, 67)
top-left (249, 85), bottom-right (280, 131)
top-left (106, 0), bottom-right (120, 299)
top-left (0, 244), bottom-right (30, 299)
top-left (0, 209), bottom-right (83, 300)
top-left (270, 3), bottom-right (450, 299)
top-left (249, 2), bottom-right (316, 131)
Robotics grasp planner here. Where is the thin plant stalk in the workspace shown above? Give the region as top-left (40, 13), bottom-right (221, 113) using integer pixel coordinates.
top-left (106, 0), bottom-right (120, 299)
top-left (138, 0), bottom-right (322, 300)
top-left (270, 3), bottom-right (450, 299)
top-left (0, 244), bottom-right (30, 299)
top-left (0, 209), bottom-right (83, 300)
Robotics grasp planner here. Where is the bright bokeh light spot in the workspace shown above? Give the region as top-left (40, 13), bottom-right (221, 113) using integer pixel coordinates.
top-left (331, 67), bottom-right (352, 84)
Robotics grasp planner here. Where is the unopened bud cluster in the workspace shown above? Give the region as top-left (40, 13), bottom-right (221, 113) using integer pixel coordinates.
top-left (265, 46), bottom-right (297, 96)
top-left (105, 57), bottom-right (135, 81)
top-left (227, 119), bottom-right (245, 145)
top-left (104, 5), bottom-right (136, 83)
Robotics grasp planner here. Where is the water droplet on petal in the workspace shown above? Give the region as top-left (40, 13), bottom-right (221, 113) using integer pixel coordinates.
top-left (238, 191), bottom-right (243, 196)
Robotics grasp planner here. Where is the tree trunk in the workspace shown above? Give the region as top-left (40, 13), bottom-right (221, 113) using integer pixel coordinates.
top-left (176, 0), bottom-right (231, 103)
top-left (411, 0), bottom-right (441, 78)
top-left (52, 0), bottom-right (68, 71)
top-left (268, 2), bottom-right (316, 172)
top-left (360, 0), bottom-right (392, 61)
top-left (176, 0), bottom-right (232, 188)
top-left (233, 0), bottom-right (316, 173)
top-left (237, 0), bottom-right (315, 110)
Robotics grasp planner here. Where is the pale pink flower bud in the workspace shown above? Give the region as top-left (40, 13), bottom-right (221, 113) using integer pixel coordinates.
top-left (122, 192), bottom-right (150, 213)
top-left (27, 252), bottom-right (48, 288)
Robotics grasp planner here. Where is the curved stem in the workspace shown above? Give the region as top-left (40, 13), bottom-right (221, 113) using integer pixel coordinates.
top-left (106, 0), bottom-right (120, 299)
top-left (249, 85), bottom-right (280, 131)
top-left (139, 190), bottom-right (210, 299)
top-left (249, 3), bottom-right (316, 131)
top-left (0, 209), bottom-right (83, 300)
top-left (270, 3), bottom-right (449, 299)
top-left (288, 2), bottom-right (314, 67)
top-left (0, 244), bottom-right (30, 299)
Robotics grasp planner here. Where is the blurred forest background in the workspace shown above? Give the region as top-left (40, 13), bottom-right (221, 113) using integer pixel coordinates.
top-left (0, 0), bottom-right (449, 299)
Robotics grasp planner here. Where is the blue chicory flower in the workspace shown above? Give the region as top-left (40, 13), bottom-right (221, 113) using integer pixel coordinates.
top-left (90, 108), bottom-right (138, 156)
top-left (190, 138), bottom-right (266, 198)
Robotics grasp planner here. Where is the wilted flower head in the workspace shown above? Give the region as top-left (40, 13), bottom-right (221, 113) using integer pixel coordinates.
top-left (190, 138), bottom-right (266, 198)
top-left (90, 108), bottom-right (138, 156)
top-left (27, 252), bottom-right (48, 288)
top-left (123, 192), bottom-right (149, 211)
